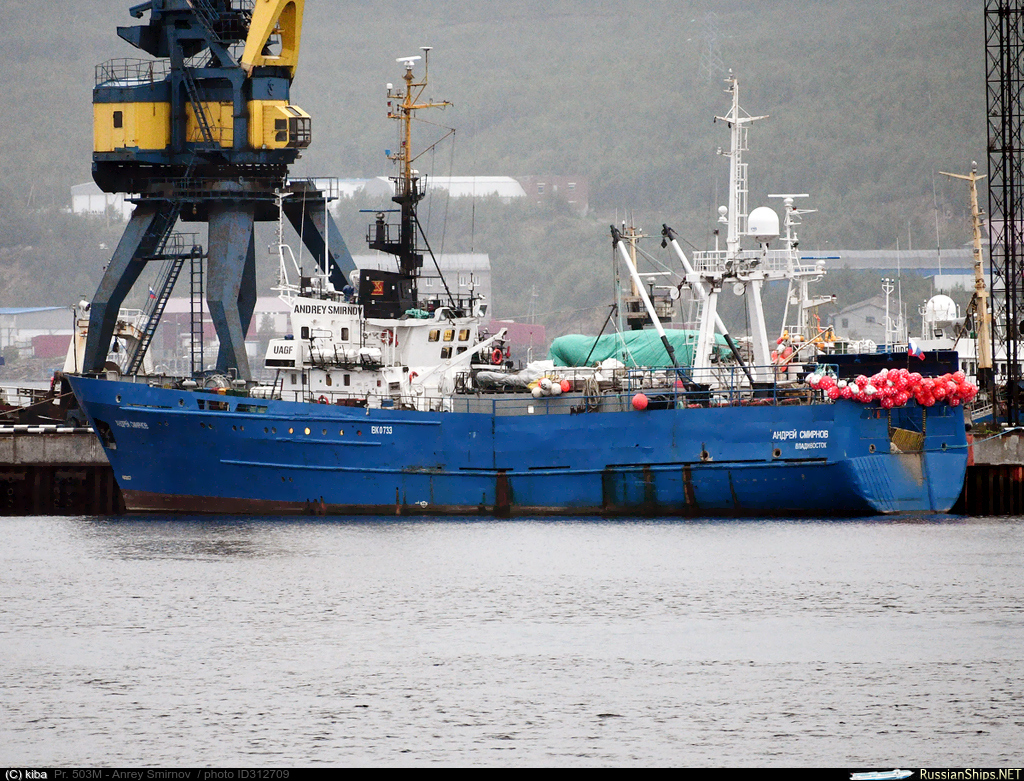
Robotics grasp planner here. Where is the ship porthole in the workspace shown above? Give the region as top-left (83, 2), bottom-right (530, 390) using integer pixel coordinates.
top-left (773, 448), bottom-right (781, 458)
top-left (178, 399), bottom-right (184, 407)
top-left (116, 395), bottom-right (122, 403)
top-left (869, 444), bottom-right (876, 453)
top-left (289, 427), bottom-right (294, 434)
top-left (304, 427), bottom-right (311, 435)
top-left (700, 450), bottom-right (711, 462)
top-left (942, 442), bottom-right (947, 451)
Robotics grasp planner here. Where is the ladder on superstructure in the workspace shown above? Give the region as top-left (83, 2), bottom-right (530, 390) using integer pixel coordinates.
top-left (124, 234), bottom-right (205, 375)
top-left (190, 251), bottom-right (205, 376)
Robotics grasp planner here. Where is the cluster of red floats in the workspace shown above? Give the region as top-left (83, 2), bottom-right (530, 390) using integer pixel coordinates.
top-left (807, 367), bottom-right (979, 408)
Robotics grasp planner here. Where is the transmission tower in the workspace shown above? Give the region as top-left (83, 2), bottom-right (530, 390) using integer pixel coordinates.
top-left (986, 0), bottom-right (1024, 424)
top-left (698, 12), bottom-right (727, 84)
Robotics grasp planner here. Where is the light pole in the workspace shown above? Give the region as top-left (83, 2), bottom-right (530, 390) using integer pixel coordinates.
top-left (882, 277), bottom-right (895, 350)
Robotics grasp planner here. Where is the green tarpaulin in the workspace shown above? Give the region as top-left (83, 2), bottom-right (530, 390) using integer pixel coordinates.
top-left (548, 330), bottom-right (730, 368)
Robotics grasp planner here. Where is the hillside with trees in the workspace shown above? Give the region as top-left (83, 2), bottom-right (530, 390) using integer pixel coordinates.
top-left (0, 0), bottom-right (985, 338)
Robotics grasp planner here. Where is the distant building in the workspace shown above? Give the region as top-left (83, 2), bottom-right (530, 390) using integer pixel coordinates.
top-left (70, 182), bottom-right (133, 221)
top-left (0, 307), bottom-right (72, 361)
top-left (829, 295), bottom-right (888, 343)
top-left (327, 176), bottom-right (526, 203)
top-left (515, 175), bottom-right (589, 214)
top-left (825, 249), bottom-right (980, 292)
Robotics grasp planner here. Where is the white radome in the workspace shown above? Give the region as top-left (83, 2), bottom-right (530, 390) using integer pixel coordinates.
top-left (748, 206), bottom-right (780, 242)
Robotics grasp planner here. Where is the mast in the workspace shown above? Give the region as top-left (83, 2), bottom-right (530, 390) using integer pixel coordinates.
top-left (619, 221), bottom-right (652, 330)
top-left (940, 164), bottom-right (993, 385)
top-left (368, 49), bottom-right (452, 283)
top-left (715, 74), bottom-right (768, 258)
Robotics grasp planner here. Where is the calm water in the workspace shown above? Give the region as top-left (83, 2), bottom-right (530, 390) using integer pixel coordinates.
top-left (1, 515), bottom-right (1021, 766)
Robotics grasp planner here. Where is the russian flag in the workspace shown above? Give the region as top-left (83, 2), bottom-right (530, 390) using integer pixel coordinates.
top-left (908, 338), bottom-right (925, 360)
top-left (148, 286), bottom-right (157, 300)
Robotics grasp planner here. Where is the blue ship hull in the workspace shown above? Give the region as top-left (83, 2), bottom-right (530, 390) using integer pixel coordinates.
top-left (68, 376), bottom-right (969, 516)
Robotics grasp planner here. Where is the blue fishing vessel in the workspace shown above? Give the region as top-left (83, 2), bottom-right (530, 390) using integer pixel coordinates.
top-left (68, 57), bottom-right (969, 516)
top-left (67, 372), bottom-right (967, 515)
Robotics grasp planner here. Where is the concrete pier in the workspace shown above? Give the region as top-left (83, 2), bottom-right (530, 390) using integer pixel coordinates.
top-left (0, 426), bottom-right (124, 515)
top-left (958, 430), bottom-right (1024, 516)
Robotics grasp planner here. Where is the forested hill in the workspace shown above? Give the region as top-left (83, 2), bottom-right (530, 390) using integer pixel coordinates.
top-left (0, 0), bottom-right (985, 330)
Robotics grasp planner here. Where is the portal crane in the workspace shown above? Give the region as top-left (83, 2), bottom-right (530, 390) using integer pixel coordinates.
top-left (85, 0), bottom-right (354, 379)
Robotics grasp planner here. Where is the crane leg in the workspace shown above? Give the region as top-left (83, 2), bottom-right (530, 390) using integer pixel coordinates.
top-left (83, 203), bottom-right (172, 373)
top-left (283, 195), bottom-right (355, 290)
top-left (207, 204), bottom-right (256, 379)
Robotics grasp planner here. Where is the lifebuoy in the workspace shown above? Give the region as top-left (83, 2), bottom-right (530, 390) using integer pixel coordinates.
top-left (380, 329), bottom-right (395, 346)
top-left (491, 348), bottom-right (503, 365)
top-left (318, 395), bottom-right (329, 404)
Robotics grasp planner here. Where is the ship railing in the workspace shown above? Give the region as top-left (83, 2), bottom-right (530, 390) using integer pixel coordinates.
top-left (164, 374), bottom-right (838, 415)
top-left (387, 362), bottom-right (833, 412)
top-left (0, 387), bottom-right (58, 408)
top-left (388, 384), bottom-right (825, 415)
top-left (287, 177), bottom-right (341, 201)
top-left (970, 402), bottom-right (994, 422)
top-left (95, 58), bottom-right (169, 87)
top-left (133, 178), bottom-right (282, 203)
top-left (690, 249), bottom-right (821, 277)
top-left (621, 363), bottom-right (829, 408)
